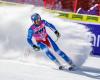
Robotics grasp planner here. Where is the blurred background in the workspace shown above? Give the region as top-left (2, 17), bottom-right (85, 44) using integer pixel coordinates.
top-left (1, 0), bottom-right (100, 16)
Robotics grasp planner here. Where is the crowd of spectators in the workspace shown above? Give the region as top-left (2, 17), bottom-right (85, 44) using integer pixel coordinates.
top-left (1, 0), bottom-right (100, 16)
top-left (43, 0), bottom-right (100, 16)
top-left (43, 0), bottom-right (75, 12)
top-left (76, 0), bottom-right (100, 16)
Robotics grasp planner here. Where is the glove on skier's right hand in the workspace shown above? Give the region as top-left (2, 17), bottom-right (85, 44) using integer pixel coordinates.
top-left (55, 31), bottom-right (60, 38)
top-left (33, 45), bottom-right (40, 51)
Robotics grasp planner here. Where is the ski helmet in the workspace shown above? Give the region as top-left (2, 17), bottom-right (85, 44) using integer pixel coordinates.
top-left (31, 13), bottom-right (41, 22)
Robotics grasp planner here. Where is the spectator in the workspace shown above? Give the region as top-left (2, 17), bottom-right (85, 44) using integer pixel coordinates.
top-left (57, 0), bottom-right (74, 12)
top-left (89, 4), bottom-right (99, 15)
top-left (77, 0), bottom-right (100, 16)
top-left (16, 0), bottom-right (25, 3)
top-left (43, 0), bottom-right (56, 9)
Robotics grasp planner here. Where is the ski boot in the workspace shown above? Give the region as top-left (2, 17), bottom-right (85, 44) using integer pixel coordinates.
top-left (68, 65), bottom-right (77, 71)
top-left (59, 64), bottom-right (70, 70)
top-left (68, 60), bottom-right (77, 71)
top-left (59, 66), bottom-right (65, 70)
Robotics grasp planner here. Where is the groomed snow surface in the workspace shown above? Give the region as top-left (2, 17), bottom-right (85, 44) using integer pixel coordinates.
top-left (0, 57), bottom-right (100, 80)
top-left (0, 3), bottom-right (100, 80)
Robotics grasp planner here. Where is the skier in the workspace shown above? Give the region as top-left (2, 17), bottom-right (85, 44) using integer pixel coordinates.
top-left (27, 13), bottom-right (76, 70)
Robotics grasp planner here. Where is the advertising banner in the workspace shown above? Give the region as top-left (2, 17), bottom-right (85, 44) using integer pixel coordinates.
top-left (83, 23), bottom-right (100, 56)
top-left (57, 12), bottom-right (100, 56)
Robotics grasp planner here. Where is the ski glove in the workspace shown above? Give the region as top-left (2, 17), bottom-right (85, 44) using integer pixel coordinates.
top-left (55, 31), bottom-right (60, 38)
top-left (33, 45), bottom-right (40, 51)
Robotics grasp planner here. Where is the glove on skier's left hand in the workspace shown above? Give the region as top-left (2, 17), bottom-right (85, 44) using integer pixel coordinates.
top-left (55, 31), bottom-right (61, 38)
top-left (33, 45), bottom-right (40, 51)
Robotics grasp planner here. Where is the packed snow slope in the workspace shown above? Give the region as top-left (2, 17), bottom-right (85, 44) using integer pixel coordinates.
top-left (0, 57), bottom-right (100, 80)
top-left (0, 3), bottom-right (100, 80)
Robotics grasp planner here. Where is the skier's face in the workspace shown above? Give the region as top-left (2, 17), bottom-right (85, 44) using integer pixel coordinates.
top-left (34, 18), bottom-right (41, 25)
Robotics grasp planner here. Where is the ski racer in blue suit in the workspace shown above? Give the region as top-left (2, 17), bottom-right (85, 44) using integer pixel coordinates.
top-left (27, 13), bottom-right (76, 70)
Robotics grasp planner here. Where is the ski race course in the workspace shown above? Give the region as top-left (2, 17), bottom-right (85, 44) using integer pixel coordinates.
top-left (0, 2), bottom-right (100, 80)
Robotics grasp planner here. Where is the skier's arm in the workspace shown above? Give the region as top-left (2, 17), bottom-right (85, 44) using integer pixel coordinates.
top-left (27, 28), bottom-right (40, 51)
top-left (43, 20), bottom-right (57, 32)
top-left (43, 20), bottom-right (60, 38)
top-left (27, 28), bottom-right (35, 47)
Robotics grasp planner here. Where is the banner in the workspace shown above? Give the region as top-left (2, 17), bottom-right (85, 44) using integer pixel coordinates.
top-left (55, 11), bottom-right (100, 56)
top-left (82, 23), bottom-right (100, 56)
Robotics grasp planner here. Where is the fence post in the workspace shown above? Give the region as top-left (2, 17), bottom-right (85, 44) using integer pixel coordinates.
top-left (74, 0), bottom-right (78, 13)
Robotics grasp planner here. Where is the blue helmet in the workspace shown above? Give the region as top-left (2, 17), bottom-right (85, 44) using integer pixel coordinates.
top-left (31, 13), bottom-right (41, 22)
